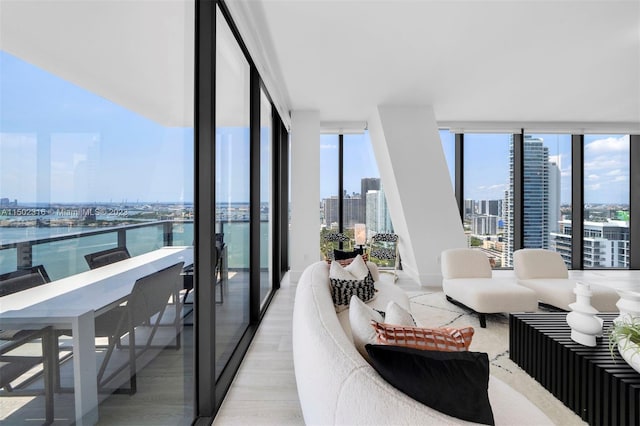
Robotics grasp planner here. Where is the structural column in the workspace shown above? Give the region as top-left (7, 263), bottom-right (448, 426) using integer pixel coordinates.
top-left (289, 110), bottom-right (320, 282)
top-left (369, 105), bottom-right (466, 286)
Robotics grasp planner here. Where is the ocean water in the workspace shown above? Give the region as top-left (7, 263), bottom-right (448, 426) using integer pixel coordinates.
top-left (0, 222), bottom-right (267, 280)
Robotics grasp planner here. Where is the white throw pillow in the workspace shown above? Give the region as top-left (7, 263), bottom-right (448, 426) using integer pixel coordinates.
top-left (344, 254), bottom-right (369, 280)
top-left (349, 295), bottom-right (384, 360)
top-left (330, 260), bottom-right (358, 281)
top-left (385, 300), bottom-right (416, 327)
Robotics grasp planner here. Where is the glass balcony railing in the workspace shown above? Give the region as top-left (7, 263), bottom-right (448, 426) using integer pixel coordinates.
top-left (1, 219), bottom-right (270, 280)
top-left (0, 221), bottom-right (194, 280)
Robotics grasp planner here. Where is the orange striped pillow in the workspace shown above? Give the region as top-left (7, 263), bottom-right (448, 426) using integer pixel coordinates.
top-left (371, 321), bottom-right (474, 352)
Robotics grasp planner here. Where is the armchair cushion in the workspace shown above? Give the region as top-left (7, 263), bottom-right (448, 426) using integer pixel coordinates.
top-left (441, 248), bottom-right (492, 279)
top-left (513, 249), bottom-right (569, 279)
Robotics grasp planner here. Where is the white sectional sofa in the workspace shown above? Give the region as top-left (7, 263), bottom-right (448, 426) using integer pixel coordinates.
top-left (292, 260), bottom-right (553, 425)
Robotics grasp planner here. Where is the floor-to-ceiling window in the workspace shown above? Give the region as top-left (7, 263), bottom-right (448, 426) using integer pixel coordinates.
top-left (214, 4), bottom-right (251, 380)
top-left (0, 2), bottom-right (195, 422)
top-left (319, 134), bottom-right (340, 257)
top-left (443, 130), bottom-right (636, 270)
top-left (524, 134), bottom-right (572, 263)
top-left (583, 134), bottom-right (630, 269)
top-left (319, 131), bottom-right (394, 266)
top-left (462, 133), bottom-right (511, 268)
top-left (259, 88), bottom-right (272, 307)
top-left (343, 133), bottom-right (392, 241)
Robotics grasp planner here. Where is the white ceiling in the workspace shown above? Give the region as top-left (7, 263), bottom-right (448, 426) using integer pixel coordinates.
top-left (0, 0), bottom-right (195, 128)
top-left (230, 0), bottom-right (640, 132)
top-left (1, 1), bottom-right (638, 132)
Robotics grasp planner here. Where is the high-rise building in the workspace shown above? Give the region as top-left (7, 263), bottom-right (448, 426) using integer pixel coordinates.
top-left (376, 186), bottom-right (393, 234)
top-left (472, 215), bottom-right (500, 235)
top-left (365, 190), bottom-right (380, 236)
top-left (505, 135), bottom-right (557, 267)
top-left (323, 196), bottom-right (339, 228)
top-left (365, 186), bottom-right (393, 237)
top-left (361, 178), bottom-right (380, 225)
top-left (343, 195), bottom-right (362, 229)
top-left (464, 199), bottom-right (475, 219)
top-left (478, 199), bottom-right (502, 217)
top-left (548, 161), bottom-right (561, 233)
top-left (552, 219), bottom-right (630, 268)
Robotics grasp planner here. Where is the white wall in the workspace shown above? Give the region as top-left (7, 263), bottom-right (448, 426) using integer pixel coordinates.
top-left (289, 110), bottom-right (320, 282)
top-left (369, 105), bottom-right (466, 286)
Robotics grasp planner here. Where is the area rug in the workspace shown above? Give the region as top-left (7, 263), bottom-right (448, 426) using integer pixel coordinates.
top-left (407, 290), bottom-right (586, 426)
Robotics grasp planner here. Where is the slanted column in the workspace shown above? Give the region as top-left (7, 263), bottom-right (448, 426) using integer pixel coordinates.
top-left (289, 110), bottom-right (320, 282)
top-left (369, 105), bottom-right (466, 286)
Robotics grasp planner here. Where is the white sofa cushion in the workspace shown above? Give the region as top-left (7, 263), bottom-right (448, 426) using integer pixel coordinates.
top-left (349, 295), bottom-right (385, 360)
top-left (385, 300), bottom-right (416, 326)
top-left (349, 298), bottom-right (417, 361)
top-left (330, 254), bottom-right (370, 280)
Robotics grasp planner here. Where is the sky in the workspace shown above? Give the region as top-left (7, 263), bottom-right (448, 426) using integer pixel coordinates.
top-left (0, 50), bottom-right (193, 204)
top-left (1, 49), bottom-right (631, 206)
top-left (321, 130), bottom-right (630, 206)
top-left (460, 133), bottom-right (630, 205)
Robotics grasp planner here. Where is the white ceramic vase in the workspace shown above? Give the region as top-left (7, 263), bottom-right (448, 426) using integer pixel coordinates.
top-left (614, 289), bottom-right (640, 324)
top-left (617, 337), bottom-right (640, 374)
top-left (566, 282), bottom-right (603, 347)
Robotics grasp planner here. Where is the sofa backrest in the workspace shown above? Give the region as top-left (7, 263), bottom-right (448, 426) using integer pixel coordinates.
top-left (513, 248), bottom-right (569, 280)
top-left (441, 248), bottom-right (492, 279)
top-left (292, 261), bottom-right (460, 425)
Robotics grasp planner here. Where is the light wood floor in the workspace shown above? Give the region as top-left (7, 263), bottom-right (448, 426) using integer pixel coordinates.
top-left (212, 271), bottom-right (304, 425)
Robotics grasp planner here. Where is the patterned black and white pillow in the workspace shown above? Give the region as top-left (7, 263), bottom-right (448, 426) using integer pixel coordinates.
top-left (371, 233), bottom-right (398, 243)
top-left (330, 271), bottom-right (376, 311)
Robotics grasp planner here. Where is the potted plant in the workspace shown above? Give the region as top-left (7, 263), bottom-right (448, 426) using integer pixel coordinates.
top-left (608, 316), bottom-right (640, 374)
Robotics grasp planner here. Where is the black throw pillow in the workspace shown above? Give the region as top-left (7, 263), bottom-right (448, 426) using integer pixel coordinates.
top-left (365, 344), bottom-right (495, 425)
top-left (333, 247), bottom-right (363, 260)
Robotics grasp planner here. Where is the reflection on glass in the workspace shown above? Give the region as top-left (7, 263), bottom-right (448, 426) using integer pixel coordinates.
top-left (259, 89), bottom-right (272, 308)
top-left (1, 38), bottom-right (194, 422)
top-left (463, 134), bottom-right (510, 268)
top-left (583, 134), bottom-right (630, 269)
top-left (215, 6), bottom-right (251, 379)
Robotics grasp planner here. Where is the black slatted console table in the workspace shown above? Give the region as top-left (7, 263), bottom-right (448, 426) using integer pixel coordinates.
top-left (509, 312), bottom-right (640, 426)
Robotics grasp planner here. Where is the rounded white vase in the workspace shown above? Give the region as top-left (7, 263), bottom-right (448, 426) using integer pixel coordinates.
top-left (566, 282), bottom-right (603, 347)
top-left (614, 289), bottom-right (640, 324)
top-left (618, 337), bottom-right (640, 374)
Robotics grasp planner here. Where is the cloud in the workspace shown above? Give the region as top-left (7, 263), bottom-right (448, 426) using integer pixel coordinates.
top-left (585, 183), bottom-right (601, 191)
top-left (585, 135), bottom-right (629, 155)
top-left (586, 174), bottom-right (599, 181)
top-left (320, 144), bottom-right (337, 150)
